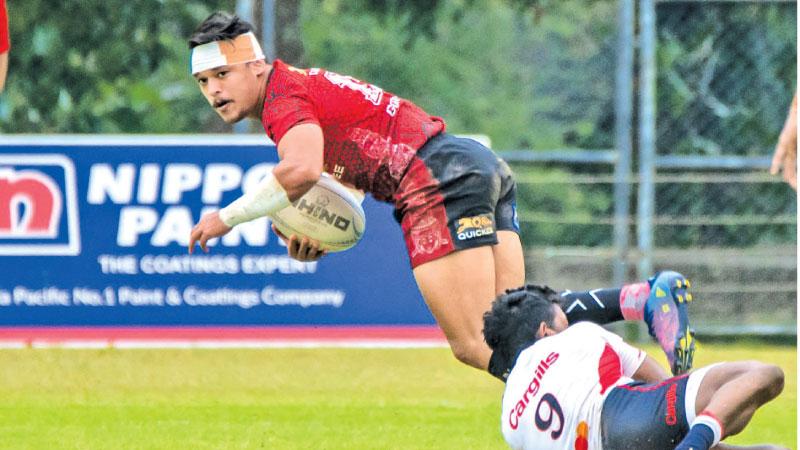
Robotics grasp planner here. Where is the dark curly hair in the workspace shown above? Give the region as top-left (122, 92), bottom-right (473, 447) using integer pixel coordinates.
top-left (483, 284), bottom-right (561, 372)
top-left (189, 11), bottom-right (256, 49)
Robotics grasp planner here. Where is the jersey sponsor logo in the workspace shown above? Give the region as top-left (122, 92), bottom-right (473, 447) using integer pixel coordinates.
top-left (0, 155), bottom-right (81, 255)
top-left (455, 213), bottom-right (494, 241)
top-left (509, 351), bottom-right (559, 430)
top-left (665, 382), bottom-right (678, 425)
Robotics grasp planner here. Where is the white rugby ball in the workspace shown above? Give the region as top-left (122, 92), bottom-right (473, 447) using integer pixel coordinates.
top-left (270, 174), bottom-right (366, 252)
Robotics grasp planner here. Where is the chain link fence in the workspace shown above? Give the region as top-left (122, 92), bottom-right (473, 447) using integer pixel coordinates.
top-left (511, 0), bottom-right (797, 337)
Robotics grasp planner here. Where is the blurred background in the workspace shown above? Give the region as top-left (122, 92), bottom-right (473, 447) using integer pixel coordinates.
top-left (1, 0), bottom-right (796, 338)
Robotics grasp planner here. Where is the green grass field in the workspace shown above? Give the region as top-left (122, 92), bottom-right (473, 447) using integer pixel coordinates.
top-left (0, 343), bottom-right (794, 449)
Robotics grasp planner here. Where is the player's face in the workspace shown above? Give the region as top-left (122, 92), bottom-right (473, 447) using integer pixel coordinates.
top-left (194, 62), bottom-right (262, 124)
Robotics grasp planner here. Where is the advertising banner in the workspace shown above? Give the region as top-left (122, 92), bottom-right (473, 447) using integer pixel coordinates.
top-left (0, 136), bottom-right (434, 333)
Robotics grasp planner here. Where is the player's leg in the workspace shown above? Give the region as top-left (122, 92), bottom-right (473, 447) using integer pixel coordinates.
top-left (491, 230), bottom-right (525, 295)
top-left (397, 134), bottom-right (512, 371)
top-left (675, 361), bottom-right (785, 450)
top-left (413, 246), bottom-right (497, 370)
top-left (489, 160), bottom-right (525, 296)
top-left (559, 271), bottom-right (696, 374)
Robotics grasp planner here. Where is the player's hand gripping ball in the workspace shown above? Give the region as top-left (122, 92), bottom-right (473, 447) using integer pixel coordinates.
top-left (270, 173), bottom-right (366, 252)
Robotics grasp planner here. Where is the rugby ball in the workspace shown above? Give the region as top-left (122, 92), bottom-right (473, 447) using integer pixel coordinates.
top-left (270, 173), bottom-right (366, 252)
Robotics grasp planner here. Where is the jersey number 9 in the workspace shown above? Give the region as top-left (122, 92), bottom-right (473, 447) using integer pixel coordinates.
top-left (534, 393), bottom-right (564, 440)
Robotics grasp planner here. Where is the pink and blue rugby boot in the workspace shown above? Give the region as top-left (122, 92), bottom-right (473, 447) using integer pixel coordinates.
top-left (644, 271), bottom-right (696, 375)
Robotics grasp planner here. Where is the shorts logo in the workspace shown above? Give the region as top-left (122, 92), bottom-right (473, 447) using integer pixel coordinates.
top-left (0, 155), bottom-right (81, 255)
top-left (455, 213), bottom-right (494, 241)
top-left (665, 382), bottom-right (678, 425)
top-left (410, 214), bottom-right (448, 257)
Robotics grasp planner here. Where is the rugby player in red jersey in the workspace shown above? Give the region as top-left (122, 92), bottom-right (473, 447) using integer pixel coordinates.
top-left (187, 12), bottom-right (695, 381)
top-left (0, 0), bottom-right (9, 93)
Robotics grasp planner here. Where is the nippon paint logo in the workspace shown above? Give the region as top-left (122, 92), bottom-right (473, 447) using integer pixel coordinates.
top-left (0, 155), bottom-right (81, 255)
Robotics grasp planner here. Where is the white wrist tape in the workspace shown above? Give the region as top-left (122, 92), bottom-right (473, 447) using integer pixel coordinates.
top-left (219, 173), bottom-right (290, 227)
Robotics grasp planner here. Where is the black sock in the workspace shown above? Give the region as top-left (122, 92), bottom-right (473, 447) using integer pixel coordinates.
top-left (558, 288), bottom-right (624, 325)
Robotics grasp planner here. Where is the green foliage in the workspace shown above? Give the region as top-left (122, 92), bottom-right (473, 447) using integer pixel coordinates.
top-left (651, 2), bottom-right (796, 247)
top-left (0, 0), bottom-right (235, 133)
top-left (656, 2), bottom-right (796, 156)
top-left (302, 0), bottom-right (617, 150)
top-left (513, 165), bottom-right (614, 246)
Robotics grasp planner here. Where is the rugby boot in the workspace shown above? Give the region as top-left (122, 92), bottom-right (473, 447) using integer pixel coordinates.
top-left (644, 271), bottom-right (695, 375)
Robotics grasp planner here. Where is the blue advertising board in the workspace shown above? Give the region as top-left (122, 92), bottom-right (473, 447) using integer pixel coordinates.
top-left (0, 135), bottom-right (433, 328)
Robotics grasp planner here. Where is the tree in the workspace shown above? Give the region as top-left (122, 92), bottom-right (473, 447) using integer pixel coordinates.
top-left (0, 0), bottom-right (235, 134)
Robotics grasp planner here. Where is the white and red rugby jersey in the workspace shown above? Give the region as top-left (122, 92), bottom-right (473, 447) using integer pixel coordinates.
top-left (501, 322), bottom-right (646, 450)
top-left (261, 59), bottom-right (446, 202)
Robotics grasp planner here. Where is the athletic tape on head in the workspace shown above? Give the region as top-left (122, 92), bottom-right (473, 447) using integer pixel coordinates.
top-left (190, 32), bottom-right (265, 75)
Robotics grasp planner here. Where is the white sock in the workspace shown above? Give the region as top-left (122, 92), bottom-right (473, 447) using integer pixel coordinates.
top-left (692, 412), bottom-right (723, 447)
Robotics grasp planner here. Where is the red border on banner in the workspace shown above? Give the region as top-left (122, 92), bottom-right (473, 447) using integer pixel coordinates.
top-left (0, 326), bottom-right (447, 348)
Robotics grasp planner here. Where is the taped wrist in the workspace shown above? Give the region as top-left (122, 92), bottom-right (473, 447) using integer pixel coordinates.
top-left (219, 173), bottom-right (290, 227)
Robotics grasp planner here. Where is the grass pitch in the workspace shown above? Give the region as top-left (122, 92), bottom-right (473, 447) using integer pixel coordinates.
top-left (0, 343), bottom-right (794, 449)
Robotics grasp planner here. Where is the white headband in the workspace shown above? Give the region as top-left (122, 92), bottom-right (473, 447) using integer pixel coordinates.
top-left (190, 32), bottom-right (265, 75)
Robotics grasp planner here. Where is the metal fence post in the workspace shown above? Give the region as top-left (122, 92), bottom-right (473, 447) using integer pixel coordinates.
top-left (613, 0), bottom-right (635, 288)
top-left (638, 0), bottom-right (657, 281)
top-left (234, 0), bottom-right (256, 134)
top-left (262, 0), bottom-right (276, 61)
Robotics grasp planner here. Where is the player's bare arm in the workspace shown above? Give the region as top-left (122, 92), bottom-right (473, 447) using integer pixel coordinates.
top-left (274, 123), bottom-right (324, 198)
top-left (0, 0), bottom-right (7, 94)
top-left (189, 124), bottom-right (325, 255)
top-left (0, 51), bottom-right (7, 93)
top-left (630, 353), bottom-right (669, 383)
top-left (770, 93), bottom-right (797, 189)
top-left (272, 123), bottom-right (327, 262)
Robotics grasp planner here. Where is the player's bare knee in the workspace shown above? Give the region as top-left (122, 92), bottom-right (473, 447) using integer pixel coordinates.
top-left (760, 364), bottom-right (784, 399)
top-left (748, 362), bottom-right (784, 401)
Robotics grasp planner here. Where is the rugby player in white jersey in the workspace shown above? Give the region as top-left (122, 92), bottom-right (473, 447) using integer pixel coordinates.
top-left (483, 285), bottom-right (787, 450)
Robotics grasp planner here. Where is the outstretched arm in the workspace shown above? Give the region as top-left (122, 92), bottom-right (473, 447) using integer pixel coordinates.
top-left (770, 93), bottom-right (797, 190)
top-left (630, 354), bottom-right (669, 383)
top-left (188, 123), bottom-right (325, 254)
top-left (0, 0), bottom-right (8, 93)
top-left (0, 51), bottom-right (7, 93)
top-left (675, 361), bottom-right (784, 450)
